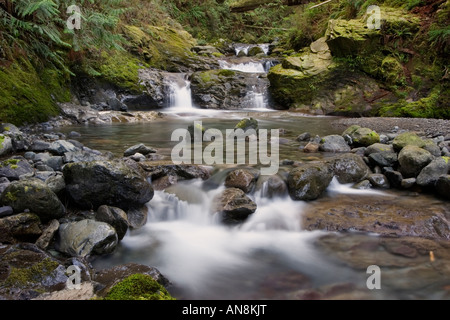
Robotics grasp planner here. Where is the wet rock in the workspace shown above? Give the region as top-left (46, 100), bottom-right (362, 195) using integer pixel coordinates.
top-left (0, 213), bottom-right (42, 243)
top-left (368, 174), bottom-right (390, 189)
top-left (56, 219), bottom-right (118, 257)
top-left (124, 143), bottom-right (157, 157)
top-left (96, 205), bottom-right (129, 240)
top-left (319, 135), bottom-right (351, 153)
top-left (63, 160), bottom-right (154, 210)
top-left (0, 157), bottom-right (34, 181)
top-left (297, 132), bottom-right (311, 142)
top-left (224, 169), bottom-right (258, 193)
top-left (139, 162), bottom-right (210, 182)
top-left (352, 180), bottom-right (372, 189)
top-left (303, 142), bottom-right (319, 153)
top-left (235, 118), bottom-right (258, 132)
top-left (0, 243), bottom-right (68, 300)
top-left (212, 188), bottom-right (257, 224)
top-left (398, 145), bottom-right (434, 178)
top-left (416, 158), bottom-right (449, 188)
top-left (255, 174), bottom-right (287, 199)
top-left (401, 177), bottom-right (416, 189)
top-left (126, 206), bottom-right (148, 230)
top-left (0, 179), bottom-right (65, 222)
top-left (383, 168), bottom-right (403, 188)
top-left (287, 162), bottom-right (333, 201)
top-left (329, 153), bottom-right (371, 184)
top-left (435, 175), bottom-right (450, 200)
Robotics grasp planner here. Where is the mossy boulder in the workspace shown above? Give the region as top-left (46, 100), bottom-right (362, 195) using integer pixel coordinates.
top-left (392, 132), bottom-right (426, 151)
top-left (103, 273), bottom-right (175, 300)
top-left (328, 153), bottom-right (371, 184)
top-left (235, 117), bottom-right (259, 131)
top-left (416, 158), bottom-right (450, 188)
top-left (0, 213), bottom-right (42, 244)
top-left (0, 136), bottom-right (13, 157)
top-left (63, 160), bottom-right (154, 210)
top-left (0, 179), bottom-right (66, 222)
top-left (398, 145), bottom-right (434, 178)
top-left (342, 125), bottom-right (380, 147)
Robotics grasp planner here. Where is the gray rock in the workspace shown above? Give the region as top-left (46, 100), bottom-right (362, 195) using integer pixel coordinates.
top-left (364, 143), bottom-right (395, 156)
top-left (416, 157), bottom-right (449, 187)
top-left (56, 219), bottom-right (118, 257)
top-left (130, 153), bottom-right (146, 162)
top-left (0, 157), bottom-right (34, 181)
top-left (30, 140), bottom-right (51, 152)
top-left (96, 205), bottom-right (129, 240)
top-left (33, 152), bottom-right (52, 163)
top-left (46, 156), bottom-right (64, 171)
top-left (297, 132), bottom-right (311, 142)
top-left (368, 152), bottom-right (398, 168)
top-left (35, 219), bottom-right (60, 250)
top-left (127, 206), bottom-right (148, 230)
top-left (124, 143), bottom-right (157, 157)
top-left (0, 206), bottom-right (13, 218)
top-left (212, 188), bottom-right (257, 224)
top-left (352, 180), bottom-right (372, 190)
top-left (435, 175), bottom-right (450, 200)
top-left (0, 178), bottom-right (65, 222)
top-left (319, 135), bottom-right (351, 153)
top-left (423, 141), bottom-right (442, 157)
top-left (398, 145), bottom-right (434, 178)
top-left (45, 174), bottom-right (66, 195)
top-left (368, 174), bottom-right (390, 189)
top-left (401, 177), bottom-right (416, 189)
top-left (288, 162), bottom-right (334, 200)
top-left (48, 140), bottom-right (79, 156)
top-left (1, 123), bottom-right (20, 133)
top-left (255, 174), bottom-right (287, 199)
top-left (329, 153), bottom-right (371, 184)
top-left (24, 152), bottom-right (36, 161)
top-left (63, 160), bottom-right (154, 210)
top-left (63, 150), bottom-right (107, 163)
top-left (0, 134), bottom-right (12, 156)
top-left (68, 131), bottom-right (81, 138)
top-left (383, 168), bottom-right (403, 188)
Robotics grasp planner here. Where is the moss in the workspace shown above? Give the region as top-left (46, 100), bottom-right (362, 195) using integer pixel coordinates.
top-left (381, 56), bottom-right (406, 86)
top-left (4, 191), bottom-right (18, 202)
top-left (4, 258), bottom-right (60, 288)
top-left (104, 274), bottom-right (175, 300)
top-left (0, 135), bottom-right (5, 148)
top-left (218, 69), bottom-right (236, 77)
top-left (0, 58), bottom-right (60, 126)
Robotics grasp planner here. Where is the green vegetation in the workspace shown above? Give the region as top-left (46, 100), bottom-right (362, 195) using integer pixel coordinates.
top-left (104, 274), bottom-right (175, 300)
top-left (4, 258), bottom-right (59, 288)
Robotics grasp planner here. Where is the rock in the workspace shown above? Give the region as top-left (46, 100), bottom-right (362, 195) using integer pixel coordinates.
top-left (46, 156), bottom-right (64, 171)
top-left (319, 135), bottom-right (351, 153)
top-left (139, 162), bottom-right (210, 182)
top-left (45, 174), bottom-right (66, 195)
top-left (234, 118), bottom-right (258, 132)
top-left (383, 168), bottom-right (403, 188)
top-left (35, 219), bottom-right (60, 250)
top-left (352, 180), bottom-right (372, 190)
top-left (30, 140), bottom-right (51, 152)
top-left (68, 131), bottom-right (81, 138)
top-left (416, 158), bottom-right (449, 188)
top-left (0, 213), bottom-right (42, 243)
top-left (56, 219), bottom-right (118, 257)
top-left (255, 174), bottom-right (288, 199)
top-left (342, 126), bottom-right (380, 147)
top-left (247, 46), bottom-right (264, 56)
top-left (212, 188), bottom-right (257, 224)
top-left (96, 205), bottom-right (129, 240)
top-left (368, 152), bottom-right (398, 168)
top-left (398, 146), bottom-right (434, 178)
top-left (47, 140), bottom-right (79, 156)
top-left (0, 179), bottom-right (65, 222)
top-left (0, 206), bottom-right (13, 218)
top-left (63, 150), bottom-right (109, 163)
top-left (124, 143), bottom-right (157, 157)
top-left (368, 174), bottom-right (390, 189)
top-left (0, 134), bottom-right (12, 156)
top-left (401, 177), bottom-right (416, 189)
top-left (423, 140), bottom-right (442, 157)
top-left (303, 142), bottom-right (319, 153)
top-left (392, 132), bottom-right (426, 151)
top-left (130, 153), bottom-right (146, 162)
top-left (0, 157), bottom-right (34, 181)
top-left (0, 243), bottom-right (68, 300)
top-left (435, 175), bottom-right (450, 200)
top-left (1, 123), bottom-right (20, 133)
top-left (287, 163), bottom-right (333, 201)
top-left (63, 160), bottom-right (154, 210)
top-left (329, 153), bottom-right (371, 184)
top-left (297, 132), bottom-right (311, 142)
top-left (364, 143), bottom-right (395, 155)
top-left (126, 206), bottom-right (148, 230)
top-left (224, 169), bottom-right (258, 193)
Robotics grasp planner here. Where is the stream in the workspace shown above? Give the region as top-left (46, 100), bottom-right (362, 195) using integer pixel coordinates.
top-left (55, 46), bottom-right (449, 300)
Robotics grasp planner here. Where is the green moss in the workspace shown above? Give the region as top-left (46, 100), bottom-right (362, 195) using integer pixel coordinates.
top-left (0, 58), bottom-right (60, 126)
top-left (0, 135), bottom-right (5, 148)
top-left (4, 191), bottom-right (18, 202)
top-left (218, 69), bottom-right (236, 77)
top-left (4, 258), bottom-right (60, 288)
top-left (104, 274), bottom-right (175, 300)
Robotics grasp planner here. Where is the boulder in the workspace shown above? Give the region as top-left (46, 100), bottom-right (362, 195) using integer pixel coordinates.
top-left (0, 157), bottom-right (34, 181)
top-left (368, 174), bottom-right (390, 189)
top-left (0, 134), bottom-right (12, 156)
top-left (56, 219), bottom-right (118, 257)
top-left (368, 152), bottom-right (398, 168)
top-left (126, 206), bottom-right (148, 230)
top-left (364, 143), bottom-right (395, 155)
top-left (0, 179), bottom-right (65, 221)
top-left (0, 213), bottom-right (42, 243)
top-left (0, 205), bottom-right (13, 218)
top-left (319, 135), bottom-right (351, 153)
top-left (342, 126), bottom-right (380, 147)
top-left (96, 205), bottom-right (129, 240)
top-left (398, 146), bottom-right (434, 178)
top-left (212, 188), bottom-right (257, 224)
top-left (392, 132), bottom-right (426, 151)
top-left (47, 140), bottom-right (79, 156)
top-left (287, 163), bottom-right (333, 201)
top-left (63, 160), bottom-right (154, 210)
top-left (224, 169), bottom-right (258, 193)
top-left (416, 158), bottom-right (449, 188)
top-left (124, 143), bottom-right (157, 157)
top-left (329, 153), bottom-right (371, 184)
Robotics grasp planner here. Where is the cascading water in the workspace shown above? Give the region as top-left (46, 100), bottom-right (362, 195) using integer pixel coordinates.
top-left (218, 60), bottom-right (266, 73)
top-left (166, 73), bottom-right (195, 111)
top-left (234, 43), bottom-right (270, 56)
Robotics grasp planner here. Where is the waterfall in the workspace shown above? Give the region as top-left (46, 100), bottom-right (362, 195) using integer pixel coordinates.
top-left (165, 73), bottom-right (195, 111)
top-left (234, 43), bottom-right (270, 56)
top-left (218, 60), bottom-right (266, 73)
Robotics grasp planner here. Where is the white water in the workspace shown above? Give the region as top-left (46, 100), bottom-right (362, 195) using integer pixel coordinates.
top-left (167, 74), bottom-right (195, 111)
top-left (218, 60), bottom-right (266, 73)
top-left (234, 43), bottom-right (270, 56)
top-left (244, 86), bottom-right (269, 110)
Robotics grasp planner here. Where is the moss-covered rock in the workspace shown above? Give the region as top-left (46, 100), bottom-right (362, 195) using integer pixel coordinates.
top-left (104, 273), bottom-right (175, 300)
top-left (343, 125), bottom-right (380, 147)
top-left (392, 132), bottom-right (427, 151)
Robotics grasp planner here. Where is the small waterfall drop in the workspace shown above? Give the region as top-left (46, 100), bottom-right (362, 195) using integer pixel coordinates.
top-left (165, 73), bottom-right (195, 111)
top-left (218, 60), bottom-right (266, 73)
